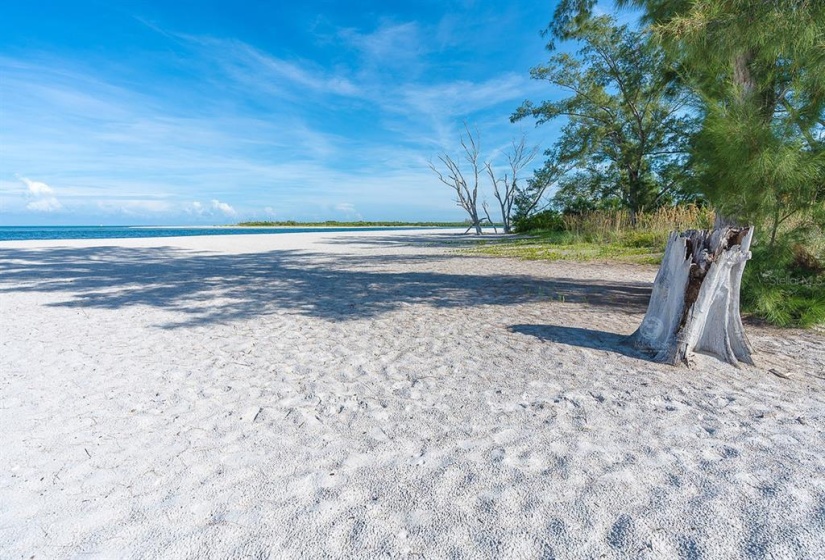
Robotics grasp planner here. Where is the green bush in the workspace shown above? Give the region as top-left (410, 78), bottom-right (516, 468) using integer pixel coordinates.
top-left (513, 210), bottom-right (565, 233)
top-left (617, 230), bottom-right (667, 249)
top-left (509, 205), bottom-right (824, 329)
top-left (741, 240), bottom-right (825, 328)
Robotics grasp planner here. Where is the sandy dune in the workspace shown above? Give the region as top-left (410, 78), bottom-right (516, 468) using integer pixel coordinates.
top-left (1, 229), bottom-right (823, 559)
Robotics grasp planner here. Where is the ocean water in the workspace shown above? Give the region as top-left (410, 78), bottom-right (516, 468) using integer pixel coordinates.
top-left (0, 226), bottom-right (421, 242)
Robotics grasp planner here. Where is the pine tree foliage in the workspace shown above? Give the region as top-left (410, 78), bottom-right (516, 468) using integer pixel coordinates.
top-left (651, 0), bottom-right (825, 233)
top-left (550, 0), bottom-right (825, 328)
top-left (552, 0), bottom-right (825, 231)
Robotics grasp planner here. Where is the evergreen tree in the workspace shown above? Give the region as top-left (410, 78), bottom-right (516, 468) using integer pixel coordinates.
top-left (552, 0), bottom-right (825, 327)
top-left (552, 0), bottom-right (825, 236)
top-left (514, 15), bottom-right (695, 223)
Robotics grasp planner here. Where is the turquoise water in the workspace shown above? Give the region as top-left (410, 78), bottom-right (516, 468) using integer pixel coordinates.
top-left (0, 226), bottom-right (422, 242)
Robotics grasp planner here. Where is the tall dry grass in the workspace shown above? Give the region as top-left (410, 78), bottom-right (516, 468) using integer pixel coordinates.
top-left (561, 205), bottom-right (715, 243)
top-left (559, 205), bottom-right (823, 327)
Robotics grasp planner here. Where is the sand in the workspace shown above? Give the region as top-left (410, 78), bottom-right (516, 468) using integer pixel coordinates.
top-left (1, 229), bottom-right (823, 559)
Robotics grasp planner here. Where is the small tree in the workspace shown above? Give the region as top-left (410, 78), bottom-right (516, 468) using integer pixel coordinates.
top-left (511, 156), bottom-right (571, 223)
top-left (513, 15), bottom-right (695, 224)
top-left (429, 124), bottom-right (484, 234)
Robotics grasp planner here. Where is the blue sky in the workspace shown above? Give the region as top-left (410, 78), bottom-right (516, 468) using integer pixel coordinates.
top-left (0, 0), bottom-right (609, 225)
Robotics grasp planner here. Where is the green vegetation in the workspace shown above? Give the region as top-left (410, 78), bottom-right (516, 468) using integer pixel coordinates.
top-left (512, 15), bottom-right (696, 224)
top-left (465, 231), bottom-right (664, 265)
top-left (494, 1), bottom-right (825, 328)
top-left (468, 205), bottom-right (711, 265)
top-left (742, 232), bottom-right (825, 328)
top-left (474, 205), bottom-right (825, 327)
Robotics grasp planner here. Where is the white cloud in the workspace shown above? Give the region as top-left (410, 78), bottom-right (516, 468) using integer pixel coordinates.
top-left (18, 176), bottom-right (63, 212)
top-left (185, 199), bottom-right (236, 218)
top-left (26, 197), bottom-right (62, 212)
top-left (186, 201), bottom-right (205, 215)
top-left (183, 199), bottom-right (238, 216)
top-left (20, 176), bottom-right (55, 196)
top-left (211, 199), bottom-right (236, 216)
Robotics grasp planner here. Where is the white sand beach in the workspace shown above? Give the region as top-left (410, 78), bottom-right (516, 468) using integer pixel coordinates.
top-left (1, 229), bottom-right (823, 559)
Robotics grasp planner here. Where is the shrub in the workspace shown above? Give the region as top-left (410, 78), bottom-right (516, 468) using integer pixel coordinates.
top-left (741, 239), bottom-right (825, 328)
top-left (513, 210), bottom-right (565, 233)
top-left (618, 230), bottom-right (666, 248)
top-left (510, 203), bottom-right (824, 328)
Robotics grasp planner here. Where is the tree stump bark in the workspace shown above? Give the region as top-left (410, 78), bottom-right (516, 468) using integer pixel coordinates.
top-left (631, 226), bottom-right (755, 366)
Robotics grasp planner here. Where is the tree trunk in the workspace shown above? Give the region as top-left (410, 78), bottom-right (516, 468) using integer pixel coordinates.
top-left (630, 226), bottom-right (755, 366)
top-left (499, 201), bottom-right (512, 234)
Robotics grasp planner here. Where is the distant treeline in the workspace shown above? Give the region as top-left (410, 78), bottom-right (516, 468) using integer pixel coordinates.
top-left (236, 220), bottom-right (473, 227)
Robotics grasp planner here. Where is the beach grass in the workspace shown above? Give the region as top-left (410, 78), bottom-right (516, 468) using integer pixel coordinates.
top-left (462, 230), bottom-right (665, 265)
top-left (464, 204), bottom-right (825, 328)
top-left (464, 205), bottom-right (717, 265)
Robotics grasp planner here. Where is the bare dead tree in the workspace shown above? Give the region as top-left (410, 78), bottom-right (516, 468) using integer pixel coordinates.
top-left (429, 125), bottom-right (483, 235)
top-left (485, 137), bottom-right (539, 233)
top-left (481, 200), bottom-right (498, 233)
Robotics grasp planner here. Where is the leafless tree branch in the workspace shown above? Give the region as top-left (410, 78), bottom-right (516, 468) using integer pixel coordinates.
top-left (428, 123), bottom-right (484, 234)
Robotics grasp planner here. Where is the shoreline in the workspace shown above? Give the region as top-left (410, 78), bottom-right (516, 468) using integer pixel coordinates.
top-left (0, 226), bottom-right (478, 245)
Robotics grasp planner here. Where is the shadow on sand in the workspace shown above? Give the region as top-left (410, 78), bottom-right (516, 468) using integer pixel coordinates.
top-left (0, 243), bottom-right (652, 329)
top-left (509, 324), bottom-right (652, 360)
top-left (320, 232), bottom-right (511, 247)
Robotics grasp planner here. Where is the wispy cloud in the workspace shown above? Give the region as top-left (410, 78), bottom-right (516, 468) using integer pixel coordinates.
top-left (339, 21), bottom-right (426, 76)
top-left (193, 37), bottom-right (362, 99)
top-left (0, 5), bottom-right (553, 225)
top-left (26, 197), bottom-right (63, 212)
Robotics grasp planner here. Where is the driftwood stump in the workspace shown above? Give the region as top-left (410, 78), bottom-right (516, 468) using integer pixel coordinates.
top-left (631, 226), bottom-right (755, 366)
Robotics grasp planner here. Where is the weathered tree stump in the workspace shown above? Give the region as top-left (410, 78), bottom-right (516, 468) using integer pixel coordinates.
top-left (631, 226), bottom-right (755, 366)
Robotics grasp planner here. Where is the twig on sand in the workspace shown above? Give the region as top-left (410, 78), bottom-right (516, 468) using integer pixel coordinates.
top-left (769, 368), bottom-right (792, 380)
